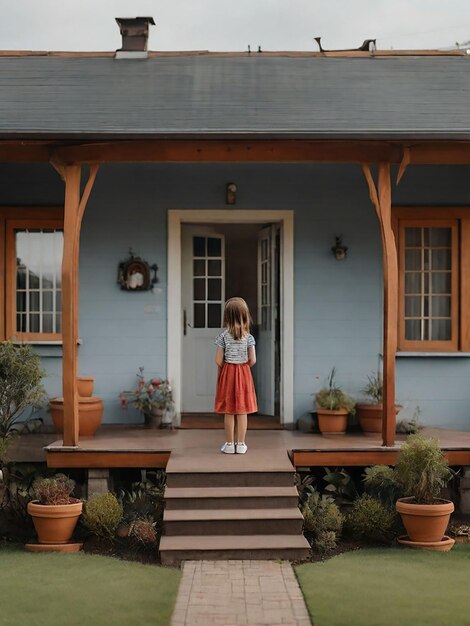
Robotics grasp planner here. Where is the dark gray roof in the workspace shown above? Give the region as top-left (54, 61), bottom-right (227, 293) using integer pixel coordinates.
top-left (1, 55), bottom-right (470, 139)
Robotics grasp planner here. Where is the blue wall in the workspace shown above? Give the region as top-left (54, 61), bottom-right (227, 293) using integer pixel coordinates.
top-left (2, 162), bottom-right (470, 430)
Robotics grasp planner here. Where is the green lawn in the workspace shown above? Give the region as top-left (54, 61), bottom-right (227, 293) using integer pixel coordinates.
top-left (0, 545), bottom-right (181, 626)
top-left (296, 543), bottom-right (470, 626)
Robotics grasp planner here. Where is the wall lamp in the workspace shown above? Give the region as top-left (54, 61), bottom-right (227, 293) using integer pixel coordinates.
top-left (226, 182), bottom-right (237, 205)
top-left (331, 235), bottom-right (348, 261)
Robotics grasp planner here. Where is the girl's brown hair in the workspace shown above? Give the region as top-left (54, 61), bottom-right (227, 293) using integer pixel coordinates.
top-left (223, 297), bottom-right (251, 340)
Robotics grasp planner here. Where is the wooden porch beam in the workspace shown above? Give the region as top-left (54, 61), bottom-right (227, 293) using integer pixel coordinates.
top-left (61, 164), bottom-right (99, 446)
top-left (3, 138), bottom-right (470, 164)
top-left (396, 146), bottom-right (411, 185)
top-left (361, 163), bottom-right (398, 447)
top-left (52, 139), bottom-right (401, 165)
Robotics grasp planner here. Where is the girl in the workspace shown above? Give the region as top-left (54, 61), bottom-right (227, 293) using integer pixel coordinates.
top-left (214, 297), bottom-right (257, 454)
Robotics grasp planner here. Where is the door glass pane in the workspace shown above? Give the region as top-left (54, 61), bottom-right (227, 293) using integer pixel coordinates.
top-left (207, 237), bottom-right (221, 257)
top-left (208, 304), bottom-right (221, 328)
top-left (431, 296), bottom-right (451, 318)
top-left (405, 250), bottom-right (422, 271)
top-left (193, 259), bottom-right (205, 276)
top-left (193, 237), bottom-right (205, 257)
top-left (42, 313), bottom-right (53, 333)
top-left (431, 273), bottom-right (451, 294)
top-left (208, 260), bottom-right (221, 276)
top-left (405, 228), bottom-right (421, 247)
top-left (405, 296), bottom-right (421, 317)
top-left (405, 319), bottom-right (421, 340)
top-left (431, 249), bottom-right (451, 270)
top-left (431, 319), bottom-right (451, 340)
top-left (29, 291), bottom-right (40, 312)
top-left (29, 314), bottom-right (40, 333)
top-left (194, 303), bottom-right (205, 328)
top-left (193, 278), bottom-right (205, 301)
top-left (42, 291), bottom-right (53, 312)
top-left (429, 228), bottom-right (451, 247)
top-left (405, 272), bottom-right (421, 294)
top-left (208, 279), bottom-right (222, 301)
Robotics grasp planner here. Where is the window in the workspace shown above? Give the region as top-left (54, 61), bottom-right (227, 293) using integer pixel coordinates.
top-left (395, 208), bottom-right (470, 352)
top-left (191, 235), bottom-right (224, 329)
top-left (6, 219), bottom-right (63, 341)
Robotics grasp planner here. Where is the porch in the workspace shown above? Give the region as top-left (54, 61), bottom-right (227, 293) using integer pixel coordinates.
top-left (9, 425), bottom-right (470, 469)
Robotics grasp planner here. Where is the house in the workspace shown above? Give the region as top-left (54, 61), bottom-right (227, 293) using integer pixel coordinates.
top-left (2, 17), bottom-right (470, 455)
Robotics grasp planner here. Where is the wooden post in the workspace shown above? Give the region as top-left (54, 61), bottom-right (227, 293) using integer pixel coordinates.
top-left (362, 163), bottom-right (398, 446)
top-left (62, 165), bottom-right (81, 446)
top-left (60, 164), bottom-right (99, 447)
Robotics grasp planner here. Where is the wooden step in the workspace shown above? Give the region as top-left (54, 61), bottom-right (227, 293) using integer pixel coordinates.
top-left (163, 507), bottom-right (304, 536)
top-left (164, 485), bottom-right (299, 509)
top-left (166, 470), bottom-right (294, 488)
top-left (160, 534), bottom-right (311, 566)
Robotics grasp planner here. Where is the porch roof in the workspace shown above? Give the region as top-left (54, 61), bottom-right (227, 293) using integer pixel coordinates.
top-left (1, 54), bottom-right (470, 140)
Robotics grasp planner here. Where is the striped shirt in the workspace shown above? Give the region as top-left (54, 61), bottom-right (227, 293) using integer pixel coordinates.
top-left (215, 329), bottom-right (256, 364)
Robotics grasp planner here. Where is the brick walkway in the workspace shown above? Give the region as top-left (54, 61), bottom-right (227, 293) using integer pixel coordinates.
top-left (171, 560), bottom-right (311, 626)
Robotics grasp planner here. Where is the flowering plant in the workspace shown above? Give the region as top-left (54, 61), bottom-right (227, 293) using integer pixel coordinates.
top-left (120, 368), bottom-right (174, 415)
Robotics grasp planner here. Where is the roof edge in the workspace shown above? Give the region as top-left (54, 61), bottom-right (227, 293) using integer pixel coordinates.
top-left (0, 49), bottom-right (467, 59)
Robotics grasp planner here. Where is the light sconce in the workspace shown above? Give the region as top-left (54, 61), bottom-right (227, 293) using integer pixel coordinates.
top-left (331, 235), bottom-right (348, 261)
top-left (226, 182), bottom-right (237, 205)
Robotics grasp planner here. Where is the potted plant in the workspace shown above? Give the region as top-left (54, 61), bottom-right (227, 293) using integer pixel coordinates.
top-left (395, 434), bottom-right (454, 550)
top-left (26, 473), bottom-right (83, 552)
top-left (356, 371), bottom-right (402, 434)
top-left (314, 368), bottom-right (355, 435)
top-left (120, 368), bottom-right (174, 428)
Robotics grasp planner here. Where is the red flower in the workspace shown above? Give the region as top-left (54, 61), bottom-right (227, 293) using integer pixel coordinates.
top-left (151, 378), bottom-right (162, 386)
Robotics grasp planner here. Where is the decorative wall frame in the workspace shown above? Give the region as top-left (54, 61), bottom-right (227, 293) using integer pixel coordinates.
top-left (117, 249), bottom-right (158, 291)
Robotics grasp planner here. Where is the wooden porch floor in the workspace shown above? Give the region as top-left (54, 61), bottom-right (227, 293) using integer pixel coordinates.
top-left (8, 426), bottom-right (470, 469)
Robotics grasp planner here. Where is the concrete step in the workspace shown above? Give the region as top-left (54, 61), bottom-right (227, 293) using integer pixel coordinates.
top-left (164, 485), bottom-right (299, 509)
top-left (160, 534), bottom-right (311, 566)
top-left (166, 470), bottom-right (294, 488)
top-left (163, 507), bottom-right (304, 536)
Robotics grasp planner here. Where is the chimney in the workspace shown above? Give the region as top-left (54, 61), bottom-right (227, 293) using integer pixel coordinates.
top-left (115, 17), bottom-right (155, 59)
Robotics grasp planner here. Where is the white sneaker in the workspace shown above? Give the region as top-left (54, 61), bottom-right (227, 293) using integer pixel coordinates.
top-left (236, 442), bottom-right (248, 454)
top-left (221, 442), bottom-right (235, 454)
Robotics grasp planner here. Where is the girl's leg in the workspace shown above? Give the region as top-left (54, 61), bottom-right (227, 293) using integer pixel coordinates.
top-left (224, 413), bottom-right (235, 443)
top-left (236, 413), bottom-right (248, 443)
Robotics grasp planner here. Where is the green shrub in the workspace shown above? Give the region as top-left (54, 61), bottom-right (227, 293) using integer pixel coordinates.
top-left (314, 530), bottom-right (337, 555)
top-left (130, 517), bottom-right (158, 545)
top-left (363, 465), bottom-right (403, 508)
top-left (32, 474), bottom-right (76, 505)
top-left (346, 494), bottom-right (396, 543)
top-left (0, 342), bottom-right (46, 463)
top-left (303, 490), bottom-right (344, 537)
top-left (82, 493), bottom-right (123, 539)
top-left (394, 434), bottom-right (452, 504)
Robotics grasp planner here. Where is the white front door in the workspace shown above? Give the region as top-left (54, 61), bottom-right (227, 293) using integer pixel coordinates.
top-left (256, 225), bottom-right (277, 415)
top-left (182, 226), bottom-right (225, 412)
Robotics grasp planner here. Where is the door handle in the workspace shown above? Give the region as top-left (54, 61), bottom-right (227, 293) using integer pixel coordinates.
top-left (183, 309), bottom-right (193, 335)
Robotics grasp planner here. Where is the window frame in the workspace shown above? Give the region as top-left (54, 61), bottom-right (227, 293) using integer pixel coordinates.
top-left (394, 207), bottom-right (470, 354)
top-left (5, 214), bottom-right (64, 342)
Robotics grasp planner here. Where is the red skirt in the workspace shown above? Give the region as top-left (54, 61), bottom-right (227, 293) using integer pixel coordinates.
top-left (214, 362), bottom-right (258, 415)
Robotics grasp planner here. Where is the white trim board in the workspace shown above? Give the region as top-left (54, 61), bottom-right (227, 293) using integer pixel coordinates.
top-left (167, 209), bottom-right (294, 426)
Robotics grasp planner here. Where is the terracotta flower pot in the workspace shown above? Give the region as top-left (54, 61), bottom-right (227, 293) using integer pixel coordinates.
top-left (50, 397), bottom-right (103, 437)
top-left (396, 497), bottom-right (454, 543)
top-left (144, 408), bottom-right (163, 429)
top-left (316, 408), bottom-right (349, 434)
top-left (27, 500), bottom-right (83, 544)
top-left (356, 403), bottom-right (401, 433)
top-left (77, 377), bottom-right (94, 397)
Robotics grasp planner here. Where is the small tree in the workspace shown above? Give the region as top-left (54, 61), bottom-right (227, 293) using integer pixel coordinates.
top-left (0, 342), bottom-right (46, 464)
